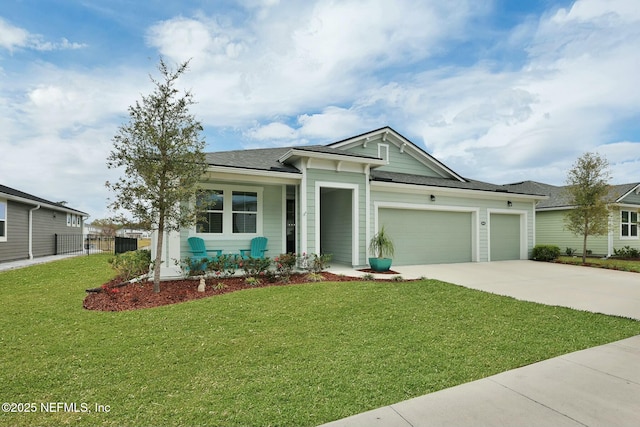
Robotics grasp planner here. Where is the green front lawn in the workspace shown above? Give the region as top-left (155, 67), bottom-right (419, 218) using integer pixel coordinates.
top-left (1, 255), bottom-right (639, 426)
top-left (557, 256), bottom-right (640, 272)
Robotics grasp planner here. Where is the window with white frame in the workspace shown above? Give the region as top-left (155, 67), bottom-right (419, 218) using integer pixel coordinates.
top-left (196, 187), bottom-right (260, 235)
top-left (196, 190), bottom-right (223, 233)
top-left (621, 210), bottom-right (638, 238)
top-left (232, 191), bottom-right (257, 233)
top-left (0, 200), bottom-right (7, 241)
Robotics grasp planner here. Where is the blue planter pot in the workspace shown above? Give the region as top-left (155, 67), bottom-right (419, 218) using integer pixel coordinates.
top-left (369, 257), bottom-right (392, 272)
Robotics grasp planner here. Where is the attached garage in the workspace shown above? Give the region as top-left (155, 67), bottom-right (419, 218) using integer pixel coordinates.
top-left (378, 208), bottom-right (474, 265)
top-left (489, 213), bottom-right (522, 261)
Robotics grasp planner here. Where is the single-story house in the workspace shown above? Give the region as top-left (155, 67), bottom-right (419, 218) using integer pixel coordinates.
top-left (153, 127), bottom-right (547, 278)
top-left (506, 181), bottom-right (640, 257)
top-left (0, 184), bottom-right (88, 263)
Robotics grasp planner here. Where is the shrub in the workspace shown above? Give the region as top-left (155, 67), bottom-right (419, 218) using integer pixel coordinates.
top-left (531, 245), bottom-right (561, 262)
top-left (274, 253), bottom-right (298, 281)
top-left (180, 256), bottom-right (207, 277)
top-left (299, 253), bottom-right (332, 273)
top-left (207, 254), bottom-right (239, 278)
top-left (239, 257), bottom-right (272, 278)
top-left (613, 246), bottom-right (640, 259)
top-left (565, 247), bottom-right (576, 256)
top-left (109, 249), bottom-right (151, 281)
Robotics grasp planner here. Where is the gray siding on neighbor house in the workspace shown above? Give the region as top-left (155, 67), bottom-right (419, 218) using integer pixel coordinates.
top-left (0, 201), bottom-right (29, 262)
top-left (0, 201), bottom-right (82, 263)
top-left (33, 208), bottom-right (82, 257)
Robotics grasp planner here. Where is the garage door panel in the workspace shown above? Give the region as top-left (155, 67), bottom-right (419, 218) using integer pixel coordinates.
top-left (490, 213), bottom-right (520, 261)
top-left (379, 209), bottom-right (472, 265)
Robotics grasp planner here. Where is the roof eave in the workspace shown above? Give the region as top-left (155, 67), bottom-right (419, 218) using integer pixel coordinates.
top-left (279, 148), bottom-right (387, 166)
top-left (371, 180), bottom-right (547, 201)
top-left (0, 192), bottom-right (88, 216)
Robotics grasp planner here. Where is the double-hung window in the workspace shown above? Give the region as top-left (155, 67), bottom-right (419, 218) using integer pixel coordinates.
top-left (197, 190), bottom-right (224, 234)
top-left (232, 191), bottom-right (257, 233)
top-left (0, 200), bottom-right (6, 241)
top-left (196, 187), bottom-right (260, 235)
top-left (621, 210), bottom-right (638, 239)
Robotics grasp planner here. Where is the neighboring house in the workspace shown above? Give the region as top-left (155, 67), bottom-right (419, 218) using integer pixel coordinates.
top-left (505, 181), bottom-right (640, 257)
top-left (153, 127), bottom-right (546, 278)
top-left (0, 184), bottom-right (88, 263)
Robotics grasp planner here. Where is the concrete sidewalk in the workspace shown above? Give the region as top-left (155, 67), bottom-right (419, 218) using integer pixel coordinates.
top-left (0, 253), bottom-right (84, 272)
top-left (324, 261), bottom-right (640, 426)
top-left (321, 335), bottom-right (640, 427)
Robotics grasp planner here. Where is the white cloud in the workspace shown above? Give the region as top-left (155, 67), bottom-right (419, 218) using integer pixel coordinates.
top-left (0, 17), bottom-right (86, 52)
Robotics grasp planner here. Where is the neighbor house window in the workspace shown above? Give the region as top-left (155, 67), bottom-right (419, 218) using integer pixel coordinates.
top-left (196, 187), bottom-right (261, 235)
top-left (621, 210), bottom-right (638, 238)
top-left (0, 200), bottom-right (7, 241)
top-left (196, 190), bottom-right (223, 233)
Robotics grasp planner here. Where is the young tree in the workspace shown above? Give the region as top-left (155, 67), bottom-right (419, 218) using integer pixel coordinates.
top-left (563, 152), bottom-right (611, 264)
top-left (106, 59), bottom-right (207, 292)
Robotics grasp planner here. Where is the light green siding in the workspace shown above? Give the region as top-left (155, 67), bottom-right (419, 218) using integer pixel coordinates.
top-left (536, 210), bottom-right (608, 255)
top-left (610, 206), bottom-right (640, 254)
top-left (344, 144), bottom-right (442, 177)
top-left (304, 168), bottom-right (368, 265)
top-left (181, 182), bottom-right (285, 259)
top-left (490, 214), bottom-right (520, 261)
top-left (379, 208), bottom-right (472, 264)
top-left (320, 188), bottom-right (352, 264)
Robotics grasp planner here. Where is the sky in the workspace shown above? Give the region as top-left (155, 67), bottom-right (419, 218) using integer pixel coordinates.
top-left (1, 0), bottom-right (639, 221)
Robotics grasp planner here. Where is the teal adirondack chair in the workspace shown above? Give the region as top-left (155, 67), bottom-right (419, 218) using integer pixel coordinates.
top-left (239, 237), bottom-right (268, 259)
top-left (187, 237), bottom-right (222, 271)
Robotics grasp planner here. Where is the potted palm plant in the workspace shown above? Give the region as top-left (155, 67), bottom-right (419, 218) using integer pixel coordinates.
top-left (368, 226), bottom-right (395, 272)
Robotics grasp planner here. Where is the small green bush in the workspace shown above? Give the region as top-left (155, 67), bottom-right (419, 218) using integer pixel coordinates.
top-left (207, 254), bottom-right (239, 278)
top-left (531, 245), bottom-right (561, 261)
top-left (565, 247), bottom-right (576, 256)
top-left (299, 253), bottom-right (332, 273)
top-left (613, 246), bottom-right (640, 259)
top-left (109, 249), bottom-right (151, 280)
top-left (238, 257), bottom-right (272, 278)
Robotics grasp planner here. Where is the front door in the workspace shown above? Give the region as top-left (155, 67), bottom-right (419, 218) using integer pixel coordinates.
top-left (286, 198), bottom-right (296, 254)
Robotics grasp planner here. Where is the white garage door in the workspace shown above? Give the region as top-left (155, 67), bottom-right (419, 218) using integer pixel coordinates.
top-left (378, 209), bottom-right (473, 265)
top-left (490, 213), bottom-right (521, 261)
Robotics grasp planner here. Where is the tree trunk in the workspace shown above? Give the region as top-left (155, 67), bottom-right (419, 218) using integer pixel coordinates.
top-left (582, 218), bottom-right (589, 264)
top-left (153, 214), bottom-right (165, 293)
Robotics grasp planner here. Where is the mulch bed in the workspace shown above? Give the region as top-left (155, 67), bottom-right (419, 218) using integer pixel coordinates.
top-left (84, 272), bottom-right (404, 312)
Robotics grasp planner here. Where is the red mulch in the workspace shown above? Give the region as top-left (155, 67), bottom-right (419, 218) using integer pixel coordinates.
top-left (84, 272), bottom-right (401, 312)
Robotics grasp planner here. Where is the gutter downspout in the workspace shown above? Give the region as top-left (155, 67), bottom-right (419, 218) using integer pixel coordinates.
top-left (29, 205), bottom-right (41, 259)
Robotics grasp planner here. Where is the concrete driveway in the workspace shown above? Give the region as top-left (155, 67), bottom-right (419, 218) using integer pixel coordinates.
top-left (401, 260), bottom-right (640, 320)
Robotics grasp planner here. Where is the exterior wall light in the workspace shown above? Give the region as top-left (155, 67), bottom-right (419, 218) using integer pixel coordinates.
top-left (430, 195), bottom-right (436, 202)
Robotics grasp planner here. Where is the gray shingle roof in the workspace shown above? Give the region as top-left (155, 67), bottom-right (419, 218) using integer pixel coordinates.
top-left (372, 171), bottom-right (547, 195)
top-left (0, 184), bottom-right (87, 214)
top-left (504, 181), bottom-right (640, 209)
top-left (205, 147), bottom-right (300, 173)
